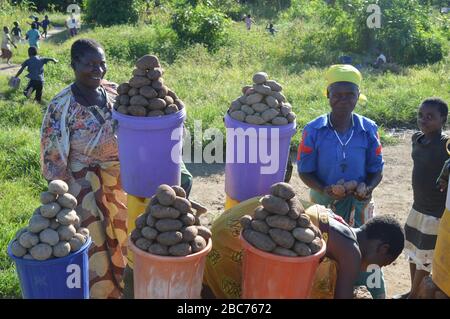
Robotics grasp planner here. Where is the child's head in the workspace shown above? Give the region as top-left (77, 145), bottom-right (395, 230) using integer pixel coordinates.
top-left (45, 15), bottom-right (48, 19)
top-left (31, 23), bottom-right (37, 29)
top-left (13, 21), bottom-right (19, 27)
top-left (417, 97), bottom-right (448, 134)
top-left (28, 46), bottom-right (38, 57)
top-left (247, 14), bottom-right (251, 18)
top-left (3, 26), bottom-right (9, 33)
top-left (35, 17), bottom-right (39, 22)
top-left (359, 215), bottom-right (404, 269)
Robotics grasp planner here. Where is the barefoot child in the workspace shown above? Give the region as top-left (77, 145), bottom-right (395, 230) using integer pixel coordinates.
top-left (1, 26), bottom-right (17, 64)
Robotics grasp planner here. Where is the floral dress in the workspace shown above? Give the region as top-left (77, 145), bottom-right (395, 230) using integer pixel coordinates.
top-left (40, 81), bottom-right (127, 299)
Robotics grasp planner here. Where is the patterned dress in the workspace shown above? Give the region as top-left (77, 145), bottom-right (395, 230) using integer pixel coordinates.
top-left (40, 81), bottom-right (127, 299)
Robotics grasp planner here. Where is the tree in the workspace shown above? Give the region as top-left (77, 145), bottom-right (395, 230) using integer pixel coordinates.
top-left (85, 0), bottom-right (143, 26)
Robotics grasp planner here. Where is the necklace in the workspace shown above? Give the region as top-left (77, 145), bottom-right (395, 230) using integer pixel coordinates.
top-left (329, 114), bottom-right (355, 172)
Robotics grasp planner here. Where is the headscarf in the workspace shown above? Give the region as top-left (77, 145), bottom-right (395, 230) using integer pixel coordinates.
top-left (325, 64), bottom-right (367, 104)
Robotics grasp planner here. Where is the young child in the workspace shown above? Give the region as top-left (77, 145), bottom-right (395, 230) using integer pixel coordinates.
top-left (244, 14), bottom-right (255, 30)
top-left (25, 23), bottom-right (41, 48)
top-left (397, 97), bottom-right (449, 299)
top-left (1, 26), bottom-right (17, 64)
top-left (266, 23), bottom-right (277, 36)
top-left (41, 15), bottom-right (50, 38)
top-left (11, 21), bottom-right (22, 44)
top-left (14, 46), bottom-right (58, 102)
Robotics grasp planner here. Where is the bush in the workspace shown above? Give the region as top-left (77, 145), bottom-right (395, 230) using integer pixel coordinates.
top-left (27, 1), bottom-right (83, 11)
top-left (84, 0), bottom-right (143, 26)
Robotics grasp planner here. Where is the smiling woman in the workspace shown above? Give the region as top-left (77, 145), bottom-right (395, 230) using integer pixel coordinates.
top-left (39, 39), bottom-right (127, 299)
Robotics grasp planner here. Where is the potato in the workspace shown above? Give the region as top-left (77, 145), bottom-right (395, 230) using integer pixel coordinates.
top-left (269, 228), bottom-right (295, 249)
top-left (252, 102), bottom-right (269, 113)
top-left (130, 95), bottom-right (149, 107)
top-left (297, 214), bottom-right (311, 228)
top-left (266, 80), bottom-right (282, 92)
top-left (129, 76), bottom-right (151, 88)
top-left (40, 191), bottom-right (57, 204)
top-left (131, 228), bottom-right (142, 241)
top-left (190, 236), bottom-right (207, 253)
top-left (69, 234), bottom-right (86, 251)
top-left (128, 87), bottom-right (139, 96)
top-left (170, 242), bottom-right (192, 256)
top-left (309, 237), bottom-right (323, 254)
top-left (48, 180), bottom-right (69, 195)
top-left (117, 83), bottom-right (130, 95)
top-left (58, 225), bottom-right (76, 241)
top-left (147, 67), bottom-right (163, 80)
top-left (139, 86), bottom-right (158, 99)
top-left (254, 206), bottom-right (270, 220)
top-left (243, 229), bottom-right (276, 252)
top-left (139, 227), bottom-right (157, 240)
top-left (238, 95), bottom-right (248, 104)
top-left (287, 198), bottom-right (304, 220)
top-left (164, 104), bottom-right (178, 114)
top-left (292, 227), bottom-right (315, 243)
top-left (23, 254), bottom-right (34, 260)
top-left (146, 214), bottom-right (156, 227)
top-left (157, 86), bottom-right (168, 99)
top-left (287, 112), bottom-right (296, 123)
top-left (293, 242), bottom-right (312, 256)
top-left (40, 202), bottom-right (61, 218)
top-left (273, 247), bottom-right (297, 257)
top-left (308, 223), bottom-right (322, 239)
top-left (261, 195), bottom-right (290, 215)
top-left (251, 220), bottom-right (270, 234)
top-left (132, 68), bottom-right (147, 77)
top-left (73, 214), bottom-right (81, 229)
top-left (240, 215), bottom-right (252, 229)
top-left (155, 219), bottom-right (183, 232)
top-left (28, 215), bottom-right (51, 233)
top-left (148, 110), bottom-right (165, 117)
top-left (155, 185), bottom-right (176, 206)
top-left (261, 108), bottom-right (279, 122)
top-left (253, 84), bottom-right (272, 95)
top-left (166, 89), bottom-right (178, 101)
top-left (157, 231), bottom-right (183, 246)
top-left (245, 115), bottom-right (265, 125)
top-left (230, 110), bottom-right (246, 122)
top-left (30, 243), bottom-right (52, 260)
top-left (164, 95), bottom-right (174, 105)
top-left (241, 105), bottom-right (255, 115)
top-left (270, 182), bottom-right (295, 200)
top-left (148, 98), bottom-right (166, 110)
top-left (50, 218), bottom-right (60, 230)
top-left (280, 103), bottom-right (292, 115)
top-left (196, 226), bottom-right (212, 241)
top-left (135, 238), bottom-right (152, 251)
top-left (173, 197), bottom-right (192, 214)
top-left (266, 215), bottom-right (296, 231)
top-left (128, 105), bottom-right (147, 117)
top-left (181, 213), bottom-right (195, 226)
top-left (242, 85), bottom-right (252, 95)
top-left (77, 227), bottom-right (90, 237)
top-left (10, 240), bottom-right (27, 257)
top-left (194, 215), bottom-right (201, 226)
top-left (151, 205), bottom-right (181, 219)
top-left (272, 91), bottom-right (286, 103)
top-left (39, 228), bottom-right (59, 246)
top-left (246, 93), bottom-right (264, 105)
top-left (171, 185), bottom-right (186, 198)
top-left (136, 55), bottom-right (160, 70)
top-left (253, 72), bottom-right (268, 84)
top-left (174, 99), bottom-right (185, 110)
top-left (230, 99), bottom-right (242, 111)
top-left (181, 226), bottom-right (198, 242)
top-left (57, 209), bottom-right (78, 226)
top-left (272, 117), bottom-right (289, 125)
top-left (148, 243), bottom-right (169, 256)
top-left (356, 182), bottom-right (367, 197)
top-left (152, 79), bottom-right (164, 90)
top-left (53, 241), bottom-right (71, 258)
top-left (117, 105), bottom-right (128, 115)
top-left (331, 184), bottom-right (346, 197)
top-left (57, 193), bottom-right (78, 209)
top-left (135, 214), bottom-right (147, 229)
top-left (344, 180), bottom-right (358, 192)
top-left (15, 227), bottom-right (28, 240)
top-left (119, 94), bottom-right (130, 106)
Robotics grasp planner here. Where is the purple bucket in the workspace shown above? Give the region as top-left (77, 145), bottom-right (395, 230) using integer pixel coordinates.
top-left (224, 113), bottom-right (296, 202)
top-left (112, 108), bottom-right (186, 198)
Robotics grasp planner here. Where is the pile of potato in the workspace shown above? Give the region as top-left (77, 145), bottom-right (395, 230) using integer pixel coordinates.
top-left (330, 179), bottom-right (368, 198)
top-left (240, 182), bottom-right (323, 257)
top-left (228, 72), bottom-right (296, 126)
top-left (353, 286), bottom-right (373, 299)
top-left (131, 184), bottom-right (212, 256)
top-left (10, 180), bottom-right (89, 261)
top-left (114, 55), bottom-right (184, 117)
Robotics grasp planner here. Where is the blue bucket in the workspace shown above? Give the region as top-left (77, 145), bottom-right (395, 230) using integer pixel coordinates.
top-left (7, 237), bottom-right (91, 299)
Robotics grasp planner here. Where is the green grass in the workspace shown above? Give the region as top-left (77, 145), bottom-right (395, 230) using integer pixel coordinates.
top-left (0, 5), bottom-right (449, 297)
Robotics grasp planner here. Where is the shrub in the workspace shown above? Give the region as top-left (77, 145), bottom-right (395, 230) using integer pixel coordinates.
top-left (84, 0), bottom-right (143, 26)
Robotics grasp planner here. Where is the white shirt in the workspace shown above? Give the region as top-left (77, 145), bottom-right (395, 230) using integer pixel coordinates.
top-left (377, 54), bottom-right (386, 63)
top-left (67, 15), bottom-right (78, 29)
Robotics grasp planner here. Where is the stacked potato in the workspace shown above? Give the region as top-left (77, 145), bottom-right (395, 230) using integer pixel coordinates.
top-left (353, 286), bottom-right (373, 299)
top-left (114, 55), bottom-right (184, 117)
top-left (10, 180), bottom-right (89, 261)
top-left (330, 179), bottom-right (367, 198)
top-left (228, 72), bottom-right (296, 126)
top-left (240, 182), bottom-right (323, 257)
top-left (131, 184), bottom-right (212, 256)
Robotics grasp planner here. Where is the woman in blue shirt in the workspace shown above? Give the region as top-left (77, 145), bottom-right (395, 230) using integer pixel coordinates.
top-left (297, 64), bottom-right (384, 227)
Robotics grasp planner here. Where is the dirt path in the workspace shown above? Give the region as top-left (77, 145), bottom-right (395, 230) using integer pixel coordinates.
top-left (0, 26), bottom-right (66, 77)
top-left (188, 131), bottom-right (417, 298)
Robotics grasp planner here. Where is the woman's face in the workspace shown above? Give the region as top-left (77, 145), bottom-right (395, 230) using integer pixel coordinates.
top-left (327, 82), bottom-right (359, 116)
top-left (72, 47), bottom-right (107, 89)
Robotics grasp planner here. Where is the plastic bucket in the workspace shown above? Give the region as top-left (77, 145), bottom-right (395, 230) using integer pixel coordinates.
top-left (7, 237), bottom-right (91, 299)
top-left (112, 108), bottom-right (186, 198)
top-left (240, 235), bottom-right (326, 299)
top-left (129, 237), bottom-right (212, 299)
top-left (225, 113), bottom-right (296, 202)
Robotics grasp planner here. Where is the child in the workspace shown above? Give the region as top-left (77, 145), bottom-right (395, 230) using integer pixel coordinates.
top-left (11, 21), bottom-right (22, 44)
top-left (25, 23), bottom-right (41, 48)
top-left (266, 23), bottom-right (277, 36)
top-left (14, 46), bottom-right (58, 103)
top-left (396, 98), bottom-right (449, 299)
top-left (28, 17), bottom-right (41, 31)
top-left (244, 14), bottom-right (255, 30)
top-left (1, 26), bottom-right (17, 65)
top-left (66, 9), bottom-right (78, 37)
top-left (41, 15), bottom-right (50, 38)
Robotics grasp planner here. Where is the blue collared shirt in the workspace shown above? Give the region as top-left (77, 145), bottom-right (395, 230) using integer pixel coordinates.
top-left (297, 113), bottom-right (384, 186)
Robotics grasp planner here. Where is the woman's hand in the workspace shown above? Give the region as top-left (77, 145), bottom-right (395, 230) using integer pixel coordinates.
top-left (324, 185), bottom-right (347, 201)
top-left (353, 185), bottom-right (373, 201)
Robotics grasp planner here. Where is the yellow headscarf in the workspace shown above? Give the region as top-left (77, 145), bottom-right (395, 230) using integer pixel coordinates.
top-left (325, 64), bottom-right (367, 104)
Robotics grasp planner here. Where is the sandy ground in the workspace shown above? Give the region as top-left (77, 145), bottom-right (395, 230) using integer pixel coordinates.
top-left (188, 131), bottom-right (418, 298)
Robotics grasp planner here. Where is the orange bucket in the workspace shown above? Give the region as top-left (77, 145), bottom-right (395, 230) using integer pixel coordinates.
top-left (240, 234), bottom-right (326, 299)
top-left (129, 238), bottom-right (212, 299)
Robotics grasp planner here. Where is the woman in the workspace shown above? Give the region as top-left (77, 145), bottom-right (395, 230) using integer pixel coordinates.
top-left (297, 64), bottom-right (384, 227)
top-left (40, 39), bottom-right (127, 299)
top-left (1, 26), bottom-right (16, 64)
